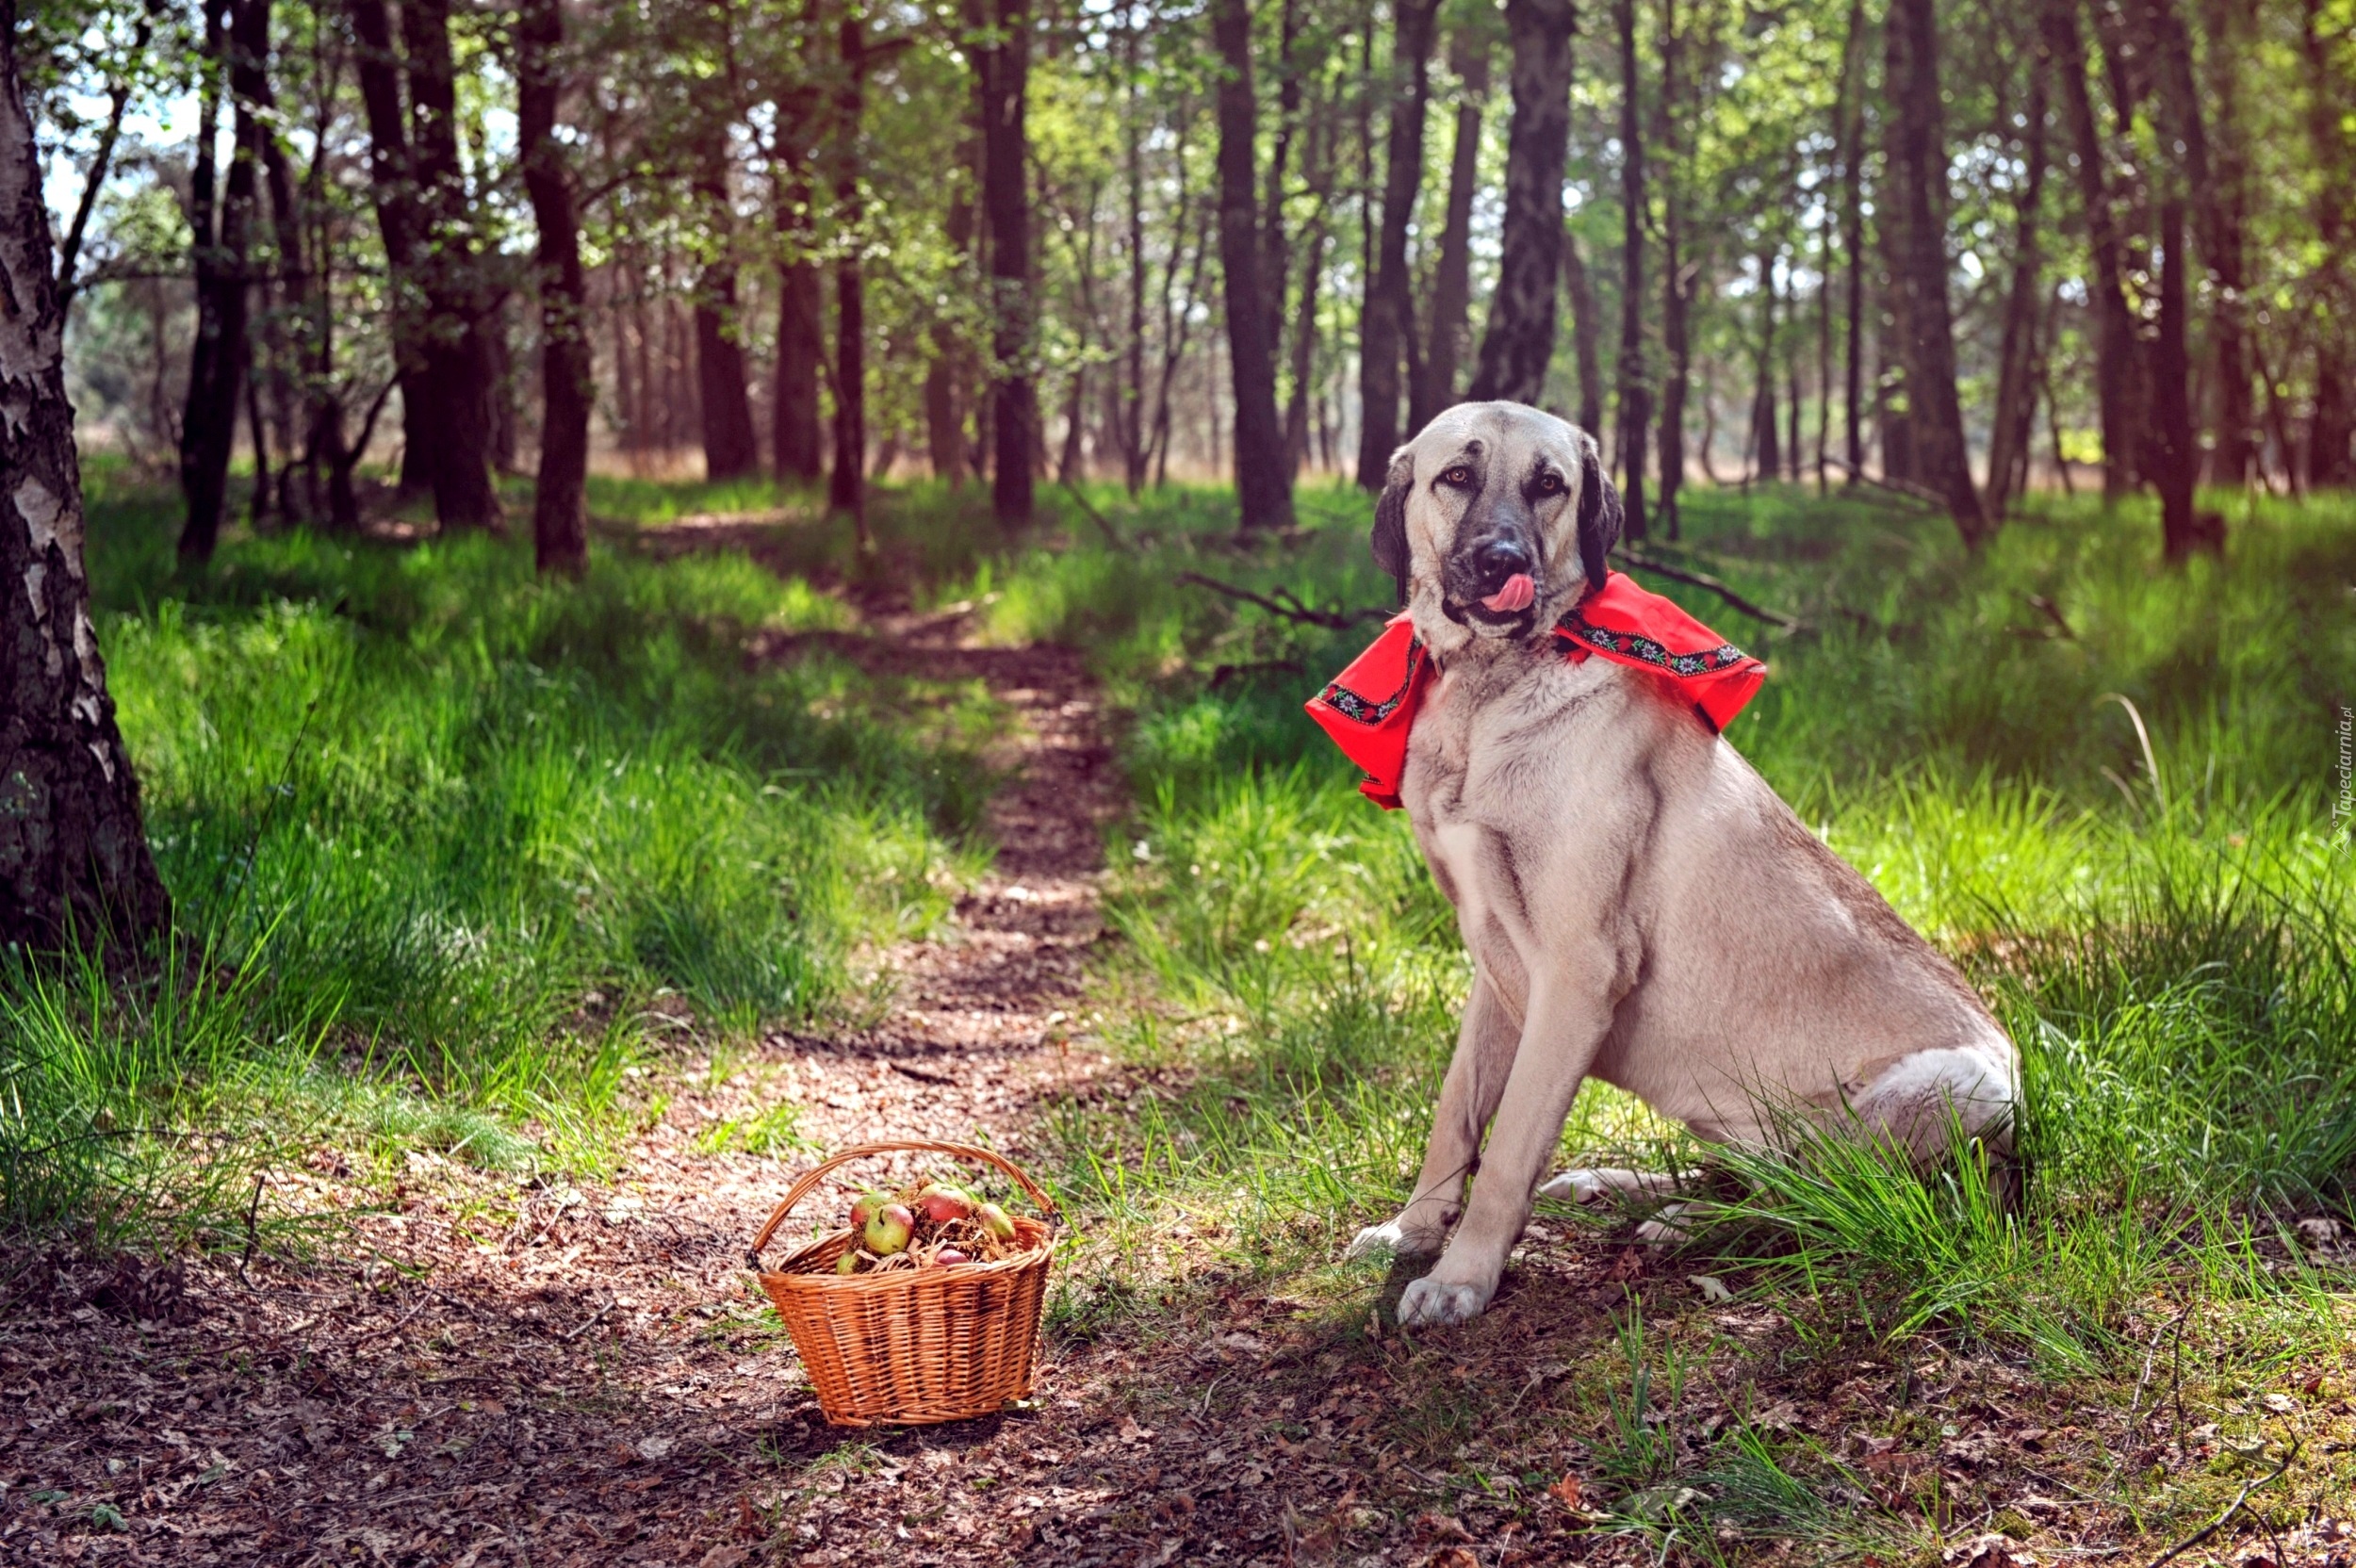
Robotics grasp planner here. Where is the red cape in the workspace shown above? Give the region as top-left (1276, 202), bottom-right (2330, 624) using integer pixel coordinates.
top-left (1304, 571), bottom-right (1768, 808)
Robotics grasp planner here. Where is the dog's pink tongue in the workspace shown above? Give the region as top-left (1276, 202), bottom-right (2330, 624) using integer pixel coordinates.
top-left (1481, 573), bottom-right (1535, 613)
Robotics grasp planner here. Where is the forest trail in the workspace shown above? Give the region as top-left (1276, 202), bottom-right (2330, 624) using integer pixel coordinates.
top-left (8, 586), bottom-right (1619, 1568)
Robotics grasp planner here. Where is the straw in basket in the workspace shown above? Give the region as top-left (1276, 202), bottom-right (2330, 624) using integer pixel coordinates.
top-left (749, 1139), bottom-right (1056, 1427)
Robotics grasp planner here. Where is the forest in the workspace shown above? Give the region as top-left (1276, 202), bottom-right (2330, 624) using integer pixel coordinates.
top-left (3, 0), bottom-right (2355, 1562)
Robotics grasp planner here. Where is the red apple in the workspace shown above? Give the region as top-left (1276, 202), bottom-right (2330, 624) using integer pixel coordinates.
top-left (834, 1250), bottom-right (861, 1276)
top-left (863, 1202), bottom-right (914, 1255)
top-left (848, 1190), bottom-right (892, 1231)
top-left (913, 1184), bottom-right (973, 1226)
top-left (931, 1250), bottom-right (970, 1267)
top-left (975, 1201), bottom-right (1017, 1242)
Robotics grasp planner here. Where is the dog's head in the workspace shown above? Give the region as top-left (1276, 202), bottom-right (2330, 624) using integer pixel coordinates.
top-left (1371, 401), bottom-right (1622, 647)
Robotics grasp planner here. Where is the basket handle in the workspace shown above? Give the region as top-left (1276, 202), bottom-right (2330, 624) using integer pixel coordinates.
top-left (747, 1138), bottom-right (1058, 1271)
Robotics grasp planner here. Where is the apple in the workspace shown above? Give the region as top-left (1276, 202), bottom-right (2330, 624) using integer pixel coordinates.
top-left (975, 1201), bottom-right (1017, 1242)
top-left (863, 1202), bottom-right (914, 1255)
top-left (835, 1250), bottom-right (861, 1276)
top-left (913, 1184), bottom-right (973, 1226)
top-left (931, 1250), bottom-right (970, 1267)
top-left (848, 1190), bottom-right (892, 1231)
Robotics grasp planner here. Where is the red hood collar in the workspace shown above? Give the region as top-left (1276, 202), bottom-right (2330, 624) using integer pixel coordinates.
top-left (1304, 571), bottom-right (1768, 808)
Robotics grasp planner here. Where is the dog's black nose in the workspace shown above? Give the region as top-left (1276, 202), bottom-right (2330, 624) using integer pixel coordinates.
top-left (1470, 537), bottom-right (1530, 585)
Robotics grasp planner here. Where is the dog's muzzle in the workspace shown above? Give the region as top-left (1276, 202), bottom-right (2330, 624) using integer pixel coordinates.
top-left (1444, 531), bottom-right (1542, 636)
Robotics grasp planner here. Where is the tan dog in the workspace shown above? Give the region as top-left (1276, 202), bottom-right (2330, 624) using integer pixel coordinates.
top-left (1337, 401), bottom-right (2018, 1327)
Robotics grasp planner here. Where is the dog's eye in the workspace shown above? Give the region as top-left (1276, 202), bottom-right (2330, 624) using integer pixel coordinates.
top-left (1535, 472), bottom-right (1564, 495)
top-left (1441, 466), bottom-right (1473, 488)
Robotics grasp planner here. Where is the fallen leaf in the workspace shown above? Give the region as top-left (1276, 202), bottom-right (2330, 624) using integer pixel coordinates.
top-left (1425, 1551), bottom-right (1480, 1568)
top-left (1548, 1472), bottom-right (1583, 1508)
top-left (637, 1435), bottom-right (674, 1461)
top-left (1688, 1274), bottom-right (1734, 1303)
top-left (2260, 1392), bottom-right (2299, 1414)
top-left (695, 1548), bottom-right (748, 1568)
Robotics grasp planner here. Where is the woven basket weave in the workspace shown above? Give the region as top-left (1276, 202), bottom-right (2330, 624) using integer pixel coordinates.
top-left (749, 1138), bottom-right (1055, 1427)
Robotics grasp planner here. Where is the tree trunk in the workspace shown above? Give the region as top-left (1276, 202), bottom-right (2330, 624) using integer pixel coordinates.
top-left (979, 0), bottom-right (1037, 524)
top-left (401, 0), bottom-right (499, 530)
top-left (179, 0), bottom-right (250, 566)
top-left (1885, 0), bottom-right (1986, 543)
top-left (694, 154), bottom-right (761, 481)
top-left (2152, 197), bottom-right (2204, 559)
top-left (1211, 0), bottom-right (1294, 534)
top-left (518, 0), bottom-right (587, 575)
top-left (1656, 0), bottom-right (1689, 532)
top-left (1612, 0), bottom-right (1649, 540)
top-left (2166, 0), bottom-right (2253, 484)
top-left (1562, 230), bottom-right (1605, 435)
top-left (0, 16), bottom-right (170, 950)
top-left (2300, 0), bottom-right (2354, 488)
top-left (1121, 16), bottom-right (1148, 492)
top-left (1840, 0), bottom-right (1866, 480)
top-left (1415, 24), bottom-right (1488, 425)
top-left (773, 132), bottom-right (825, 482)
top-left (1355, 0), bottom-right (1439, 482)
top-left (2046, 0), bottom-right (2145, 501)
top-left (1466, 0), bottom-right (1574, 406)
top-left (829, 15), bottom-right (868, 534)
top-left (1752, 249), bottom-right (1780, 481)
top-left (1986, 32), bottom-right (2050, 517)
top-left (347, 0), bottom-right (434, 498)
top-left (1284, 115), bottom-right (1334, 476)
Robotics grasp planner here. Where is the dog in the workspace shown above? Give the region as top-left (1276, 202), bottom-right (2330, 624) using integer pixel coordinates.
top-left (1317, 401), bottom-right (2019, 1328)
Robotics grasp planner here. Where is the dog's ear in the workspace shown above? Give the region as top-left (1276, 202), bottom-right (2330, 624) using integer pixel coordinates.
top-left (1576, 431), bottom-right (1622, 594)
top-left (1371, 445), bottom-right (1415, 605)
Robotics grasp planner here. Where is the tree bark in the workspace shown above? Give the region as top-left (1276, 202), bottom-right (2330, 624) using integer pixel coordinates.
top-left (179, 0), bottom-right (251, 566)
top-left (695, 152), bottom-right (761, 481)
top-left (1211, 0), bottom-right (1294, 534)
top-left (1656, 0), bottom-right (1689, 531)
top-left (1752, 248), bottom-right (1779, 481)
top-left (1415, 24), bottom-right (1488, 425)
top-left (1284, 115), bottom-right (1334, 476)
top-left (518, 0), bottom-right (587, 575)
top-left (1986, 30), bottom-right (2050, 516)
top-left (1884, 0), bottom-right (1985, 543)
top-left (0, 12), bottom-right (170, 950)
top-left (1355, 0), bottom-right (1439, 482)
top-left (2300, 0), bottom-right (2354, 488)
top-left (1840, 0), bottom-right (1866, 480)
top-left (2157, 0), bottom-right (2253, 484)
top-left (772, 113), bottom-right (825, 482)
top-left (2151, 197), bottom-right (2204, 559)
top-left (401, 0), bottom-right (500, 530)
top-left (347, 0), bottom-right (434, 498)
top-left (1612, 0), bottom-right (1649, 540)
top-left (1120, 15), bottom-right (1148, 492)
top-left (2046, 0), bottom-right (2145, 501)
top-left (1466, 0), bottom-right (1574, 407)
top-left (829, 14), bottom-right (868, 534)
top-left (924, 165), bottom-right (976, 485)
top-left (1562, 230), bottom-right (1604, 435)
top-left (978, 0), bottom-right (1036, 524)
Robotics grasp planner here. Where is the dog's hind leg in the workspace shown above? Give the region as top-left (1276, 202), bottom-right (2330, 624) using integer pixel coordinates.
top-left (1537, 1168), bottom-right (1694, 1204)
top-left (1348, 970), bottom-right (1520, 1263)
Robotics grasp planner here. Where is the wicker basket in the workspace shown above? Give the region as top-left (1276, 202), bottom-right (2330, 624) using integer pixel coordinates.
top-left (748, 1138), bottom-right (1056, 1427)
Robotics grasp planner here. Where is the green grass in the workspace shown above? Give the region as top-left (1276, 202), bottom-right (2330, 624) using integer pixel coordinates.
top-left (3, 466), bottom-right (996, 1248)
top-left (9, 458), bottom-right (2355, 1548)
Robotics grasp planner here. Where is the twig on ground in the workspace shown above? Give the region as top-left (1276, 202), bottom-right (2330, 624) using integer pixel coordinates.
top-left (2127, 1299), bottom-right (2194, 1429)
top-left (1613, 550), bottom-right (1800, 630)
top-left (1059, 480), bottom-right (1125, 547)
top-left (887, 1059), bottom-right (957, 1086)
top-left (1821, 457), bottom-right (1947, 510)
top-left (562, 1299), bottom-right (616, 1342)
top-left (237, 1171), bottom-right (265, 1285)
top-left (1173, 571), bottom-right (1391, 629)
top-left (2143, 1441), bottom-right (2299, 1568)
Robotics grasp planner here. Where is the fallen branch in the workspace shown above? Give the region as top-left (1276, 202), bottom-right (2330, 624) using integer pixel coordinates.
top-left (2144, 1440), bottom-right (2299, 1568)
top-left (1059, 480), bottom-right (1125, 547)
top-left (1173, 571), bottom-right (1391, 629)
top-left (1613, 550), bottom-right (1800, 631)
top-left (1821, 456), bottom-right (1948, 511)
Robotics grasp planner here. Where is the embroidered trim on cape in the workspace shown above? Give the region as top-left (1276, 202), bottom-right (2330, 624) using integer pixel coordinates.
top-left (1554, 612), bottom-right (1752, 678)
top-left (1316, 637), bottom-right (1427, 725)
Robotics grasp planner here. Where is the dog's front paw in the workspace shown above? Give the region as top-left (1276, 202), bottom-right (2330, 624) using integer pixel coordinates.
top-left (1397, 1273), bottom-right (1493, 1327)
top-left (1538, 1169), bottom-right (1607, 1203)
top-left (1346, 1217), bottom-right (1441, 1263)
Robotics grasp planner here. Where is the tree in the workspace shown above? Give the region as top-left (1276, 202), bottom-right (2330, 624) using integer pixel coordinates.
top-left (518, 0), bottom-right (588, 575)
top-left (1211, 0), bottom-right (1294, 534)
top-left (2046, 0), bottom-right (2145, 502)
top-left (977, 0), bottom-right (1036, 525)
top-left (0, 9), bottom-right (169, 949)
top-left (1356, 0), bottom-right (1438, 481)
top-left (1883, 0), bottom-right (1985, 543)
top-left (1612, 0), bottom-right (1650, 539)
top-left (1985, 23), bottom-right (2050, 516)
top-left (178, 0), bottom-right (257, 565)
top-left (1655, 0), bottom-right (1690, 533)
top-left (1415, 19), bottom-right (1489, 426)
top-left (1465, 0), bottom-right (1574, 406)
